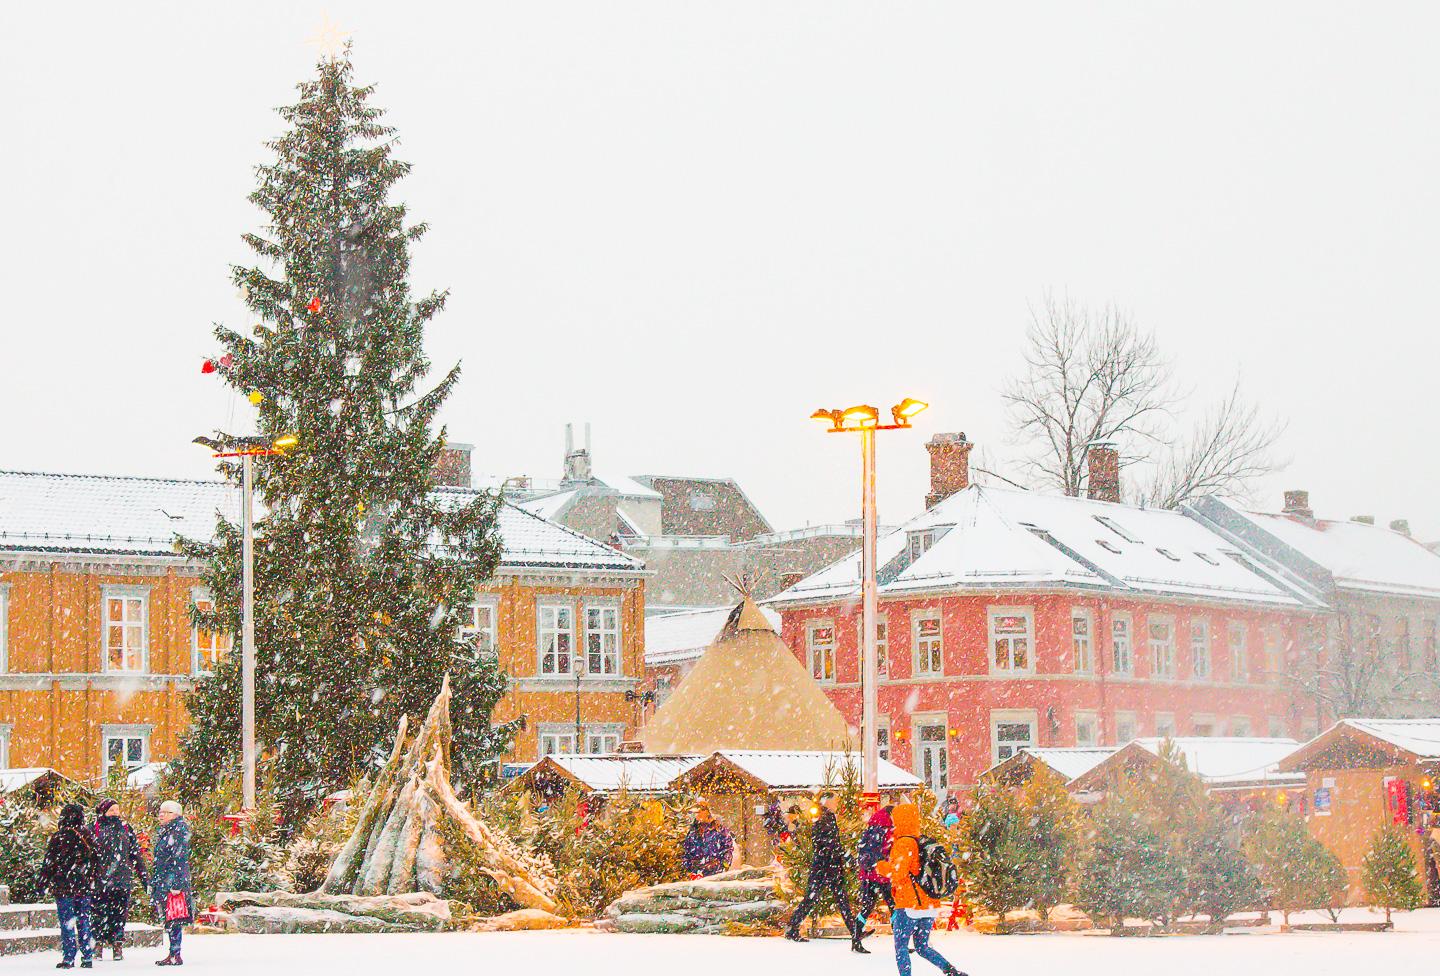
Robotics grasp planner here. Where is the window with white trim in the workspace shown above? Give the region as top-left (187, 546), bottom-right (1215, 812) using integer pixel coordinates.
top-left (538, 603), bottom-right (576, 676)
top-left (1263, 625), bottom-right (1282, 681)
top-left (538, 729), bottom-right (576, 756)
top-left (808, 620), bottom-right (836, 684)
top-left (103, 587), bottom-right (148, 673)
top-left (989, 608), bottom-right (1033, 673)
top-left (584, 604), bottom-right (622, 676)
top-left (876, 716), bottom-right (891, 761)
top-left (1155, 713), bottom-right (1177, 738)
top-left (1228, 621), bottom-right (1248, 682)
top-left (1115, 711), bottom-right (1137, 744)
top-left (1190, 618), bottom-right (1211, 680)
top-left (190, 589), bottom-right (230, 676)
top-left (1192, 715), bottom-right (1216, 737)
top-left (1230, 715), bottom-right (1252, 737)
top-left (907, 529), bottom-right (939, 562)
top-left (585, 730), bottom-right (622, 755)
top-left (914, 610), bottom-right (943, 676)
top-left (0, 586), bottom-right (8, 673)
top-left (991, 710), bottom-right (1037, 765)
top-left (0, 725), bottom-right (10, 769)
top-left (858, 617), bottom-right (890, 678)
top-left (460, 599), bottom-right (498, 657)
top-left (1148, 616), bottom-right (1176, 679)
top-left (1112, 614), bottom-right (1133, 675)
top-left (1072, 609), bottom-right (1093, 674)
top-left (1074, 711), bottom-right (1098, 747)
top-left (102, 727), bottom-right (149, 780)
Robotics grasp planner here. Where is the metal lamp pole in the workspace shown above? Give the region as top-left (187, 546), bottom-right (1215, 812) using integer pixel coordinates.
top-left (811, 399), bottom-right (928, 807)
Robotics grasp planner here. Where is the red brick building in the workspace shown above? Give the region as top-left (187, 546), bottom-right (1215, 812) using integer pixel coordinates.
top-left (770, 438), bottom-right (1326, 798)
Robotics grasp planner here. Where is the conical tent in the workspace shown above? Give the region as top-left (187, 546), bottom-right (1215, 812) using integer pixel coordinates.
top-left (641, 598), bottom-right (852, 753)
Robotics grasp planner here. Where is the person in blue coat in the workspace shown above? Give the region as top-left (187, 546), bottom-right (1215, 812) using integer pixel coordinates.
top-left (148, 801), bottom-right (193, 967)
top-left (680, 802), bottom-right (735, 877)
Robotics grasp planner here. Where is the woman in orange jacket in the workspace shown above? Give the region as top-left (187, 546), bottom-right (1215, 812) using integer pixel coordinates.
top-left (876, 803), bottom-right (965, 976)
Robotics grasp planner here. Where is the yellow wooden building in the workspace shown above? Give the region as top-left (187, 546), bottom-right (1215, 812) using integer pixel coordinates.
top-left (0, 469), bottom-right (649, 786)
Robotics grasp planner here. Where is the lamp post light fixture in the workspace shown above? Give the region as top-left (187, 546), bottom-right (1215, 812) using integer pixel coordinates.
top-left (192, 432), bottom-right (298, 810)
top-left (810, 398), bottom-right (928, 807)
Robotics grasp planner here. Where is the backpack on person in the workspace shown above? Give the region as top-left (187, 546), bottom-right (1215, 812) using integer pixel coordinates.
top-left (911, 835), bottom-right (960, 900)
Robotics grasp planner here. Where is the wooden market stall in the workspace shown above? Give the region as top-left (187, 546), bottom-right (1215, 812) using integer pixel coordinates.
top-left (1066, 737), bottom-right (1306, 812)
top-left (501, 753), bottom-right (703, 801)
top-left (980, 746), bottom-right (1118, 790)
top-left (1277, 718), bottom-right (1440, 902)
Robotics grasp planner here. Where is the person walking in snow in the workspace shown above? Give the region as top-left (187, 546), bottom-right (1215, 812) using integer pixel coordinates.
top-left (148, 800), bottom-right (193, 967)
top-left (90, 799), bottom-right (148, 961)
top-left (785, 791), bottom-right (866, 953)
top-left (876, 802), bottom-right (966, 976)
top-left (680, 802), bottom-right (735, 877)
top-left (38, 803), bottom-right (97, 969)
top-left (856, 803), bottom-right (896, 933)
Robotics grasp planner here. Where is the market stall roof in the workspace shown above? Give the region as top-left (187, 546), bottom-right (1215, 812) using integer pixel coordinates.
top-left (640, 599), bottom-right (851, 754)
top-left (671, 750), bottom-right (923, 794)
top-left (982, 747), bottom-right (1120, 787)
top-left (1069, 737), bottom-right (1304, 794)
top-left (0, 767), bottom-right (87, 798)
top-left (645, 604), bottom-right (781, 668)
top-left (1279, 719), bottom-right (1440, 772)
top-left (504, 754), bottom-right (704, 796)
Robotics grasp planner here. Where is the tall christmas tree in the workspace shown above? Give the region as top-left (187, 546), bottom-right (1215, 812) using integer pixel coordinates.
top-left (174, 48), bottom-right (513, 812)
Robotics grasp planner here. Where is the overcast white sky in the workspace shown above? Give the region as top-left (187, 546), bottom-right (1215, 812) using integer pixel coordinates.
top-left (3, 3), bottom-right (1437, 540)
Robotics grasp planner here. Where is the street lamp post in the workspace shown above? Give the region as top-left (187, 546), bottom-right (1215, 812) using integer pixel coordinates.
top-left (811, 399), bottom-right (928, 807)
top-left (194, 432), bottom-right (297, 810)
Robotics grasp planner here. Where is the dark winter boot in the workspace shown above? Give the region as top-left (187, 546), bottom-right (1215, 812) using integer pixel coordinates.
top-left (784, 930), bottom-right (808, 943)
top-left (155, 954), bottom-right (183, 967)
top-left (942, 968), bottom-right (968, 976)
top-left (850, 937), bottom-right (871, 954)
top-left (56, 963), bottom-right (74, 971)
top-left (113, 946), bottom-right (124, 961)
top-left (80, 961), bottom-right (93, 969)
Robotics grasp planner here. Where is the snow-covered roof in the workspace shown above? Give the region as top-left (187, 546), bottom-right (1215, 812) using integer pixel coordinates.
top-left (1072, 737), bottom-right (1304, 792)
top-left (645, 605), bottom-right (782, 667)
top-left (1241, 511), bottom-right (1440, 599)
top-left (125, 762), bottom-right (167, 791)
top-left (0, 470), bottom-right (241, 559)
top-left (1002, 747), bottom-right (1119, 783)
top-left (516, 489), bottom-right (579, 523)
top-left (512, 754), bottom-right (704, 794)
top-left (680, 750), bottom-right (923, 792)
top-left (594, 473), bottom-right (663, 501)
top-left (0, 470), bottom-right (641, 573)
top-left (771, 485), bottom-right (1312, 609)
top-left (1280, 718), bottom-right (1440, 771)
top-left (0, 767), bottom-right (81, 794)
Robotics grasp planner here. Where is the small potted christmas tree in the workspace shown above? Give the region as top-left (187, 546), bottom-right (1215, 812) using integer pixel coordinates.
top-left (1361, 824), bottom-right (1422, 927)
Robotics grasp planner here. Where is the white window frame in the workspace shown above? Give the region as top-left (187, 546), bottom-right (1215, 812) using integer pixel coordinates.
top-left (1228, 620), bottom-right (1249, 682)
top-left (101, 585), bottom-right (149, 674)
top-left (1112, 613), bottom-right (1133, 676)
top-left (1148, 614), bottom-right (1176, 679)
top-left (912, 713), bottom-right (950, 794)
top-left (537, 602), bottom-right (577, 677)
top-left (858, 616), bottom-right (890, 678)
top-left (0, 584), bottom-right (8, 674)
top-left (1190, 617), bottom-right (1212, 681)
top-left (1072, 608), bottom-right (1094, 674)
top-left (1229, 715), bottom-right (1253, 737)
top-left (1115, 711), bottom-right (1138, 744)
top-left (1263, 625), bottom-right (1282, 681)
top-left (1074, 711), bottom-right (1099, 747)
top-left (583, 601), bottom-right (623, 676)
top-left (537, 727), bottom-right (577, 756)
top-left (1155, 712), bottom-right (1177, 739)
top-left (912, 609), bottom-right (944, 676)
top-left (460, 596), bottom-right (499, 658)
top-left (807, 619), bottom-right (837, 684)
top-left (0, 724), bottom-right (11, 769)
top-left (101, 725), bottom-right (150, 780)
top-left (988, 607), bottom-right (1034, 675)
top-left (584, 725), bottom-right (624, 755)
top-left (1192, 714), bottom-right (1217, 737)
top-left (907, 529), bottom-right (938, 562)
top-left (875, 714), bottom-right (892, 761)
top-left (990, 709), bottom-right (1038, 766)
top-left (189, 587), bottom-right (230, 677)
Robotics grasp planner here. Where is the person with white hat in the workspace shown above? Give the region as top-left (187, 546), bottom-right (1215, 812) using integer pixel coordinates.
top-left (148, 801), bottom-right (193, 967)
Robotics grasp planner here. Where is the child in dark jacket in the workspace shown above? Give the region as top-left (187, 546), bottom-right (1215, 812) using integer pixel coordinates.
top-left (39, 804), bottom-right (97, 969)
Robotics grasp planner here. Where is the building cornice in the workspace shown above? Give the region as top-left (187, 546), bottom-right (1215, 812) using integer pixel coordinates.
top-left (0, 673), bottom-right (196, 692)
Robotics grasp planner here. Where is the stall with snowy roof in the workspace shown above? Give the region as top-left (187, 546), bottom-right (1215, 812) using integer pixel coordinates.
top-left (981, 746), bottom-right (1119, 789)
top-left (1277, 719), bottom-right (1440, 900)
top-left (1066, 737), bottom-right (1304, 809)
top-left (502, 754), bottom-right (703, 800)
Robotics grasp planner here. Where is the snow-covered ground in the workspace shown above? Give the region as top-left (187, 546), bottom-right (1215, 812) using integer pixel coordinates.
top-left (6, 910), bottom-right (1439, 975)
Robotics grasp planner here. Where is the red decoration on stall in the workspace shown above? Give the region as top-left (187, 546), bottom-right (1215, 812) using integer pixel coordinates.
top-left (219, 353), bottom-right (234, 369)
top-left (1386, 777), bottom-right (1410, 826)
top-left (306, 297), bottom-right (322, 314)
top-left (201, 359), bottom-right (217, 374)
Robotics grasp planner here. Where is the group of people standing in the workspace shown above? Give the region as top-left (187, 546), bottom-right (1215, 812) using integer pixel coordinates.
top-left (38, 799), bottom-right (194, 969)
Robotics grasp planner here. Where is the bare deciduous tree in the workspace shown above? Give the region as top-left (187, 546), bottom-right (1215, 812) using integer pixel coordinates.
top-left (1002, 294), bottom-right (1284, 507)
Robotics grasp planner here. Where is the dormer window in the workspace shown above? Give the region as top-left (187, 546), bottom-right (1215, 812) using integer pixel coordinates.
top-left (907, 528), bottom-right (941, 562)
top-left (1093, 515), bottom-right (1141, 543)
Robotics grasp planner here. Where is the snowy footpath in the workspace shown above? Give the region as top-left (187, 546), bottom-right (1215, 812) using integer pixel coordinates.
top-left (4, 911), bottom-right (1438, 975)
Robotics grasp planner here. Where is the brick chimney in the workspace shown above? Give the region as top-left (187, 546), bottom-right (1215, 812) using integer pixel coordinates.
top-left (1085, 442), bottom-right (1121, 504)
top-left (1390, 519), bottom-right (1411, 536)
top-left (432, 442), bottom-right (473, 488)
top-left (1282, 490), bottom-right (1313, 519)
top-left (925, 433), bottom-right (973, 509)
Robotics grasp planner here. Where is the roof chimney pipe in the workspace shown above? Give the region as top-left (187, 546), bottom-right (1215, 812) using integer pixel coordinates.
top-left (925, 433), bottom-right (973, 510)
top-left (1085, 442), bottom-right (1121, 504)
top-left (1390, 518), bottom-right (1411, 536)
top-left (1282, 490), bottom-right (1313, 519)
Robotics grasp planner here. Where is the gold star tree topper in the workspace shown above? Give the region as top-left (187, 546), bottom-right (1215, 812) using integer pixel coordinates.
top-left (306, 13), bottom-right (352, 61)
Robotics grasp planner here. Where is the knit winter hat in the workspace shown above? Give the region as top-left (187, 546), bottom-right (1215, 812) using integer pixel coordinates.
top-left (58, 803), bottom-right (85, 829)
top-left (95, 798), bottom-right (118, 817)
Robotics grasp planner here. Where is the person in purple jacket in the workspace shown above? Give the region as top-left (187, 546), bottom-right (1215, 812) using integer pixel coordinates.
top-left (680, 802), bottom-right (735, 877)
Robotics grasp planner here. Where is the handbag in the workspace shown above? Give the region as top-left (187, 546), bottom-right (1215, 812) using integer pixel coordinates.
top-left (164, 890), bottom-right (189, 923)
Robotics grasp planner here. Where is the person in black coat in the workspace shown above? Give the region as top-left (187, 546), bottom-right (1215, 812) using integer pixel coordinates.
top-left (785, 791), bottom-right (865, 953)
top-left (39, 803), bottom-right (97, 969)
top-left (90, 799), bottom-right (149, 961)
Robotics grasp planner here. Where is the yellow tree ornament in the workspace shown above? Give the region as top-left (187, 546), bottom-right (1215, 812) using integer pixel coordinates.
top-left (248, 390), bottom-right (264, 405)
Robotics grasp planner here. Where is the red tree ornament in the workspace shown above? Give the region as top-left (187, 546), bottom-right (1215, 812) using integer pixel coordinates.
top-left (306, 297), bottom-right (322, 314)
top-left (201, 359), bottom-right (217, 374)
top-left (219, 353), bottom-right (234, 369)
